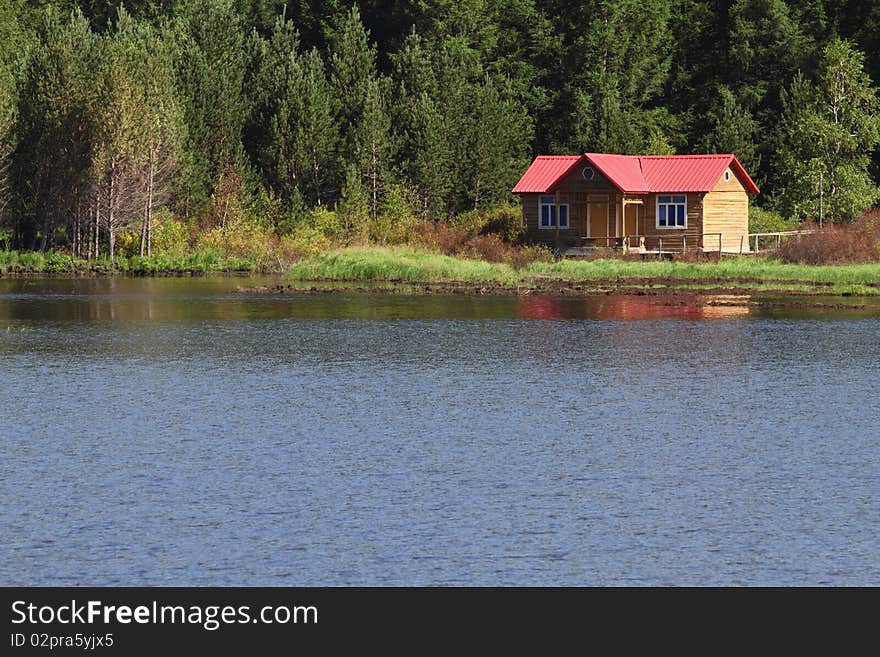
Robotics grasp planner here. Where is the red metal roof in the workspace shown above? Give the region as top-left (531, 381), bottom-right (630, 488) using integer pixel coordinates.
top-left (511, 156), bottom-right (582, 193)
top-left (512, 153), bottom-right (759, 195)
top-left (584, 153), bottom-right (649, 193)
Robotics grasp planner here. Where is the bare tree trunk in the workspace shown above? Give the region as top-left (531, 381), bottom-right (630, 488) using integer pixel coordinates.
top-left (86, 203), bottom-right (93, 260)
top-left (312, 149), bottom-right (321, 206)
top-left (146, 151), bottom-right (154, 257)
top-left (94, 202), bottom-right (100, 260)
top-left (139, 149), bottom-right (156, 257)
top-left (140, 212), bottom-right (147, 257)
top-left (39, 207), bottom-right (50, 252)
top-left (108, 159), bottom-right (116, 262)
top-left (371, 141), bottom-right (378, 222)
top-left (74, 211), bottom-right (80, 258)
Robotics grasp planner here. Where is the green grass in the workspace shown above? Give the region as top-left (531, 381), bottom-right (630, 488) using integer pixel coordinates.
top-left (287, 247), bottom-right (519, 284)
top-left (525, 257), bottom-right (880, 286)
top-left (286, 247), bottom-right (880, 293)
top-left (0, 250), bottom-right (256, 274)
top-left (6, 245), bottom-right (880, 296)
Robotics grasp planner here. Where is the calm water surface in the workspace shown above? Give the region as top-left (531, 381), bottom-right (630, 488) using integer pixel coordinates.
top-left (1, 277), bottom-right (878, 585)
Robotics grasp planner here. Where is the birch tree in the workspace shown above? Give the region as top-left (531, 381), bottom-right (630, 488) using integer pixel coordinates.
top-left (774, 39), bottom-right (880, 221)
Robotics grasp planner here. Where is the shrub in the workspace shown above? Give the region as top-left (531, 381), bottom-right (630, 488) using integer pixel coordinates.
top-left (450, 204), bottom-right (525, 243)
top-left (749, 204), bottom-right (796, 234)
top-left (306, 206), bottom-right (344, 239)
top-left (114, 229), bottom-right (141, 258)
top-left (368, 186), bottom-right (421, 245)
top-left (409, 222), bottom-right (550, 268)
top-left (776, 218), bottom-right (880, 264)
top-left (410, 221), bottom-right (472, 253)
top-left (196, 218), bottom-right (270, 259)
top-left (151, 211), bottom-right (190, 257)
top-left (478, 205), bottom-right (526, 243)
top-left (279, 226), bottom-right (333, 260)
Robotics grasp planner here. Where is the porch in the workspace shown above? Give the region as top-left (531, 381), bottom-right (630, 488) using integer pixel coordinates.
top-left (546, 191), bottom-right (645, 247)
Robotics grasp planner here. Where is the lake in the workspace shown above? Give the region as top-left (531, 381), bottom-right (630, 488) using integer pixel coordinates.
top-left (1, 276), bottom-right (878, 585)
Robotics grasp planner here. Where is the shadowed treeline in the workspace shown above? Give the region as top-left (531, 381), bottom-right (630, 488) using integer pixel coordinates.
top-left (0, 1), bottom-right (878, 261)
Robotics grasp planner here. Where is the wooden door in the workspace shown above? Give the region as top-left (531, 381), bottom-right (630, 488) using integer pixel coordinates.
top-left (588, 201), bottom-right (609, 240)
top-left (624, 204), bottom-right (638, 236)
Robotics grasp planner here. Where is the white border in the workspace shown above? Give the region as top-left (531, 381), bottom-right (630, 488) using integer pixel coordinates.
top-left (655, 195), bottom-right (687, 229)
top-left (538, 196), bottom-right (569, 230)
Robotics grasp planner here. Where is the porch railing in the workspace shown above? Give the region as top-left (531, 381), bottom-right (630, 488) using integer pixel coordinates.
top-left (618, 233), bottom-right (726, 257)
top-left (748, 230), bottom-right (815, 255)
top-left (570, 229), bottom-right (816, 257)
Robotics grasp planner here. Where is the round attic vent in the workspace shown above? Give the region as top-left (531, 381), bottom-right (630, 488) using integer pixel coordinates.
top-left (582, 166), bottom-right (595, 180)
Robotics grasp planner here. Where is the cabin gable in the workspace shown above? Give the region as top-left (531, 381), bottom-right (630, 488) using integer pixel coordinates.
top-left (711, 166), bottom-right (748, 193)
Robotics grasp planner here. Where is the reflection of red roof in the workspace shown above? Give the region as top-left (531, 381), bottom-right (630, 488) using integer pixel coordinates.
top-left (512, 153), bottom-right (759, 195)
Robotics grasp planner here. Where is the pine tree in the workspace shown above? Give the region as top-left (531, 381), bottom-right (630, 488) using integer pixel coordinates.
top-left (354, 75), bottom-right (393, 222)
top-left (404, 91), bottom-right (452, 217)
top-left (172, 0), bottom-right (250, 218)
top-left (561, 0), bottom-right (674, 153)
top-left (11, 8), bottom-right (99, 251)
top-left (390, 30), bottom-right (452, 217)
top-left (328, 5), bottom-right (376, 153)
top-left (270, 47), bottom-right (339, 207)
top-left (702, 85), bottom-right (761, 173)
top-left (464, 76), bottom-right (532, 209)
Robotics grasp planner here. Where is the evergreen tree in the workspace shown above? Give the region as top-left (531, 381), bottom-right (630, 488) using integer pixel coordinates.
top-left (560, 0), bottom-right (674, 153)
top-left (464, 76), bottom-right (532, 209)
top-left (728, 0), bottom-right (810, 109)
top-left (403, 91), bottom-right (452, 217)
top-left (702, 85), bottom-right (761, 173)
top-left (172, 0), bottom-right (250, 218)
top-left (270, 48), bottom-right (338, 207)
top-left (328, 5), bottom-right (376, 152)
top-left (11, 8), bottom-right (99, 251)
top-left (390, 30), bottom-right (452, 216)
top-left (354, 75), bottom-right (393, 222)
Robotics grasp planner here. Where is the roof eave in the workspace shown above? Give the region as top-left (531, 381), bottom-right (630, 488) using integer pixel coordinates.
top-left (729, 155), bottom-right (760, 194)
top-left (542, 155), bottom-right (588, 194)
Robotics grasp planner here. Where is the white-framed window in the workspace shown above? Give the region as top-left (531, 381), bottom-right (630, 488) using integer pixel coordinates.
top-left (724, 169), bottom-right (731, 182)
top-left (656, 195), bottom-right (687, 229)
top-left (539, 195), bottom-right (569, 229)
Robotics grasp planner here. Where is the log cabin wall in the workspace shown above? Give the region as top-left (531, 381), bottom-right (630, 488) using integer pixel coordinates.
top-left (638, 193), bottom-right (704, 251)
top-left (702, 168), bottom-right (750, 250)
top-left (522, 166), bottom-right (621, 244)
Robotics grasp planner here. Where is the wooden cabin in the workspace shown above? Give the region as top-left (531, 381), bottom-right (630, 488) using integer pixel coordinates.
top-left (512, 153), bottom-right (759, 253)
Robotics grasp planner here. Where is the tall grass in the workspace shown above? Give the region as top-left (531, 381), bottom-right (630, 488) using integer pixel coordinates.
top-left (0, 250), bottom-right (256, 274)
top-left (287, 247), bottom-right (518, 283)
top-left (288, 247), bottom-right (880, 288)
top-left (526, 257), bottom-right (880, 285)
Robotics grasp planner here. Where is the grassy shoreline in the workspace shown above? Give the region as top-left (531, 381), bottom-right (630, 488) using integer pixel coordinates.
top-left (0, 250), bottom-right (258, 275)
top-left (4, 247), bottom-right (880, 296)
top-left (285, 247), bottom-right (880, 296)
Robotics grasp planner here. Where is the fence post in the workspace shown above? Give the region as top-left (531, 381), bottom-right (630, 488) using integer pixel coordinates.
top-left (718, 233), bottom-right (722, 260)
top-left (658, 237), bottom-right (662, 259)
top-left (683, 235), bottom-right (686, 254)
top-left (740, 235), bottom-right (744, 255)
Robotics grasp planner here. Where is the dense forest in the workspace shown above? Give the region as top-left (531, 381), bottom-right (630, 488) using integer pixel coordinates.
top-left (0, 0), bottom-right (878, 259)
